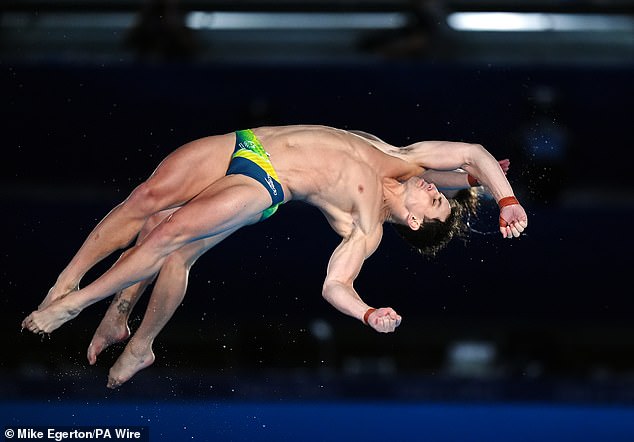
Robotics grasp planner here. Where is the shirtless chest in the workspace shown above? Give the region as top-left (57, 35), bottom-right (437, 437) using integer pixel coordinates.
top-left (252, 125), bottom-right (419, 236)
top-left (281, 149), bottom-right (387, 237)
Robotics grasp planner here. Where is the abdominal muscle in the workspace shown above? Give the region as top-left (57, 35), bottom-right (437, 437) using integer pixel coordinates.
top-left (254, 125), bottom-right (409, 196)
top-left (253, 126), bottom-right (390, 236)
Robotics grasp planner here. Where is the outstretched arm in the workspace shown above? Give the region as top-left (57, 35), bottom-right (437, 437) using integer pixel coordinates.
top-left (322, 226), bottom-right (401, 333)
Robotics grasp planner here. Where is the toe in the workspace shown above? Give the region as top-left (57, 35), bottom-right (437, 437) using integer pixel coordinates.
top-left (107, 376), bottom-right (121, 389)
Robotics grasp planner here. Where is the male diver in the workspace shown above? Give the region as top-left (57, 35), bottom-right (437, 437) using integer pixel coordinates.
top-left (22, 125), bottom-right (527, 387)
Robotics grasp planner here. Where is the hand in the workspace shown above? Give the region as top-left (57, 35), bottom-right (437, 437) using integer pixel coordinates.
top-left (499, 203), bottom-right (528, 238)
top-left (367, 307), bottom-right (402, 333)
top-left (498, 158), bottom-right (510, 174)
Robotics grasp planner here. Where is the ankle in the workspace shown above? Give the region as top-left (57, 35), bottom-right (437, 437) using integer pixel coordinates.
top-left (128, 337), bottom-right (153, 355)
top-left (54, 276), bottom-right (80, 294)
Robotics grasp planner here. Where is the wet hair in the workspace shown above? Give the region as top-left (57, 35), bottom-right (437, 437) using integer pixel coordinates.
top-left (392, 188), bottom-right (480, 257)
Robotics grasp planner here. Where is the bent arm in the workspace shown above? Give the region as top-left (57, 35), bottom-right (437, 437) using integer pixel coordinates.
top-left (407, 141), bottom-right (527, 237)
top-left (322, 227), bottom-right (381, 323)
top-left (406, 141), bottom-right (513, 202)
top-left (424, 159), bottom-right (510, 196)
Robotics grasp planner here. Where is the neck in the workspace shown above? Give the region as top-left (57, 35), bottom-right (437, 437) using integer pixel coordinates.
top-left (381, 177), bottom-right (405, 224)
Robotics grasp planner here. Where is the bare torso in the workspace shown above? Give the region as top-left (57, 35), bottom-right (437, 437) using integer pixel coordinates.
top-left (251, 125), bottom-right (423, 237)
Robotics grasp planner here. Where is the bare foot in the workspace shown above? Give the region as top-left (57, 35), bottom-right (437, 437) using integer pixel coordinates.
top-left (87, 316), bottom-right (131, 365)
top-left (87, 293), bottom-right (135, 365)
top-left (39, 285), bottom-right (78, 310)
top-left (107, 340), bottom-right (155, 389)
top-left (21, 297), bottom-right (81, 334)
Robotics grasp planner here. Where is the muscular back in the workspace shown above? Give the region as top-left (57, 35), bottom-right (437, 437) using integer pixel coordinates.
top-left (253, 125), bottom-right (423, 237)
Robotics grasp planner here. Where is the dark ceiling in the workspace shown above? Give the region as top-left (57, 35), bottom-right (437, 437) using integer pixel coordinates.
top-left (1, 0), bottom-right (633, 64)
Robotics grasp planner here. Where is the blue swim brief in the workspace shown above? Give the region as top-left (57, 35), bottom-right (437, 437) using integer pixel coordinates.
top-left (226, 129), bottom-right (285, 220)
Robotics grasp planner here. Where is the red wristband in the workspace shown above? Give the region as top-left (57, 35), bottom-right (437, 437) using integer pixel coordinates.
top-left (363, 308), bottom-right (376, 325)
top-left (467, 174), bottom-right (480, 187)
top-left (498, 196), bottom-right (519, 228)
top-left (498, 196), bottom-right (519, 208)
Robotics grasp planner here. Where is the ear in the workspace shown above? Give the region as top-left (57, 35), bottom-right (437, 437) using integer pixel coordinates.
top-left (407, 213), bottom-right (421, 231)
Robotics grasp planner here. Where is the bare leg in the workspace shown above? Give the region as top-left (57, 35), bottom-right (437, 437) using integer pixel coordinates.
top-left (87, 210), bottom-right (177, 365)
top-left (40, 199), bottom-right (150, 310)
top-left (86, 283), bottom-right (150, 365)
top-left (107, 232), bottom-right (230, 388)
top-left (22, 175), bottom-right (271, 334)
top-left (39, 134), bottom-right (235, 309)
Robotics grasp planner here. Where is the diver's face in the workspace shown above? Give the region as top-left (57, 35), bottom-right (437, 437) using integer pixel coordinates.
top-left (403, 177), bottom-right (451, 228)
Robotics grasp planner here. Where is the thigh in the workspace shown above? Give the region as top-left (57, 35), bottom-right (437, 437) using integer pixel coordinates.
top-left (144, 132), bottom-right (236, 208)
top-left (158, 174), bottom-right (273, 246)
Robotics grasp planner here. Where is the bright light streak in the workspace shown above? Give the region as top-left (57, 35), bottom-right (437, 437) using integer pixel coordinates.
top-left (447, 12), bottom-right (634, 32)
top-left (186, 12), bottom-right (408, 30)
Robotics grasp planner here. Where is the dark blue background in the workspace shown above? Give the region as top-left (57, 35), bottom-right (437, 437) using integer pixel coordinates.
top-left (2, 61), bottom-right (633, 433)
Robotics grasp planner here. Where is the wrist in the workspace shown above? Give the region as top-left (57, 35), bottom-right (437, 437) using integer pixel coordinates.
top-left (363, 308), bottom-right (376, 325)
top-left (498, 195), bottom-right (519, 208)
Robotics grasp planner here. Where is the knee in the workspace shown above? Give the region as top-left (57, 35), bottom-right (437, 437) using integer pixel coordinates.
top-left (162, 251), bottom-right (189, 272)
top-left (139, 211), bottom-right (170, 240)
top-left (124, 180), bottom-right (165, 217)
top-left (144, 214), bottom-right (190, 255)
